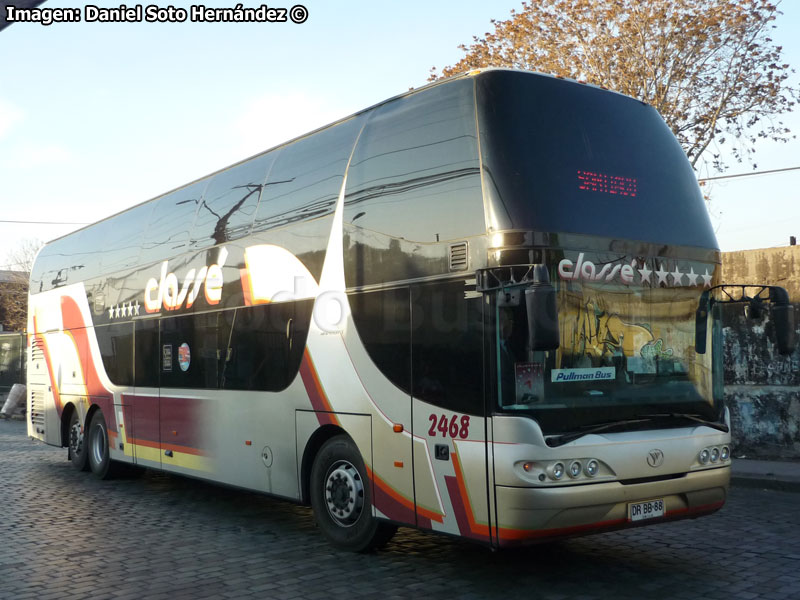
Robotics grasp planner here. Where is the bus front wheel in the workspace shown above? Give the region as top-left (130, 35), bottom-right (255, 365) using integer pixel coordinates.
top-left (87, 409), bottom-right (116, 479)
top-left (310, 435), bottom-right (396, 552)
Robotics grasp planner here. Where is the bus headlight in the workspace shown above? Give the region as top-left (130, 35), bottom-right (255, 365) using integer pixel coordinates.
top-left (568, 461), bottom-right (582, 478)
top-left (710, 447), bottom-right (720, 463)
top-left (551, 462), bottom-right (565, 480)
top-left (699, 449), bottom-right (710, 464)
top-left (585, 459), bottom-right (599, 477)
top-left (721, 446), bottom-right (730, 461)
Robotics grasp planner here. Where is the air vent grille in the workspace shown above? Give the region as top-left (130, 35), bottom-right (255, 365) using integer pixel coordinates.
top-left (30, 389), bottom-right (45, 428)
top-left (30, 338), bottom-right (45, 362)
top-left (449, 242), bottom-right (468, 271)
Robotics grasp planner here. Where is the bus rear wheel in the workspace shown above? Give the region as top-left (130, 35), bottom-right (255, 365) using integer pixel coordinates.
top-left (87, 409), bottom-right (117, 479)
top-left (67, 409), bottom-right (89, 471)
top-left (310, 435), bottom-right (396, 552)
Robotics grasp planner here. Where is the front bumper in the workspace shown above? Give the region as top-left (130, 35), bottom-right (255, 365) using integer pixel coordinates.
top-left (494, 466), bottom-right (729, 546)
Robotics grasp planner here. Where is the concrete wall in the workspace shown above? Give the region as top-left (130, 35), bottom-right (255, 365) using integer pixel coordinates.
top-left (721, 246), bottom-right (800, 459)
top-left (721, 246), bottom-right (800, 303)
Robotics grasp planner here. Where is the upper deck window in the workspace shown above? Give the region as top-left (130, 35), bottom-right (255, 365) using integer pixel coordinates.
top-left (344, 79), bottom-right (484, 244)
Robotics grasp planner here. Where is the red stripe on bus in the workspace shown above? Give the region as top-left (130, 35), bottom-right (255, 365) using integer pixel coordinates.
top-left (298, 349), bottom-right (339, 427)
top-left (60, 296), bottom-right (110, 397)
top-left (127, 437), bottom-right (207, 457)
top-left (445, 451), bottom-right (491, 542)
top-left (366, 465), bottom-right (443, 526)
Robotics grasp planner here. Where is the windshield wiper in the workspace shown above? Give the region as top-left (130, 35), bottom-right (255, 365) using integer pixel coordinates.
top-left (635, 413), bottom-right (729, 433)
top-left (545, 413), bottom-right (728, 447)
top-left (546, 418), bottom-right (653, 447)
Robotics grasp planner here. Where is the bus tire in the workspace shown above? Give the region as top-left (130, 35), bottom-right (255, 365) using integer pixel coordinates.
top-left (310, 435), bottom-right (397, 552)
top-left (67, 409), bottom-right (89, 471)
top-left (87, 409), bottom-right (117, 480)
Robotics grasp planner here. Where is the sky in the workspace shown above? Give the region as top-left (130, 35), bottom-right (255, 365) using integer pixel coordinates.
top-left (1, 0), bottom-right (799, 272)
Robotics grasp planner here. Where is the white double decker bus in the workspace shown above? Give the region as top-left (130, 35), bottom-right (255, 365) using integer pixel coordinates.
top-left (26, 69), bottom-right (794, 551)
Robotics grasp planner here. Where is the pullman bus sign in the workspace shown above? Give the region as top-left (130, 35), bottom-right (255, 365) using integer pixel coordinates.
top-left (647, 449), bottom-right (665, 468)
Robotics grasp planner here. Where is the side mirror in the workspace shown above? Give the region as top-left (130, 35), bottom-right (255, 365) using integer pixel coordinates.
top-left (525, 265), bottom-right (559, 351)
top-left (770, 287), bottom-right (796, 355)
top-left (695, 291), bottom-right (710, 354)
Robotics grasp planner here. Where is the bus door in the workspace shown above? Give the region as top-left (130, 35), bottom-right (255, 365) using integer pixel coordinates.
top-left (410, 279), bottom-right (491, 541)
top-left (130, 318), bottom-right (161, 468)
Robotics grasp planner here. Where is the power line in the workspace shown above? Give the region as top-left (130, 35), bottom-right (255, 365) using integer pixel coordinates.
top-left (699, 165), bottom-right (800, 183)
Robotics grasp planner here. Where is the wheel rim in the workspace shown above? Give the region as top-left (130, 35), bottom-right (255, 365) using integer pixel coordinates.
top-left (324, 459), bottom-right (365, 527)
top-left (69, 419), bottom-right (83, 456)
top-left (90, 421), bottom-right (107, 466)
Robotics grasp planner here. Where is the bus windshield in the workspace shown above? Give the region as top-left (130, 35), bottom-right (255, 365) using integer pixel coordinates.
top-left (497, 279), bottom-right (723, 436)
top-left (477, 70), bottom-right (717, 249)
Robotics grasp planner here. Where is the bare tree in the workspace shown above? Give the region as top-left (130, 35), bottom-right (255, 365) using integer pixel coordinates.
top-left (0, 238), bottom-right (42, 332)
top-left (430, 0), bottom-right (798, 172)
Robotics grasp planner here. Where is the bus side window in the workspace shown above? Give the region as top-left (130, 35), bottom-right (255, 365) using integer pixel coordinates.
top-left (96, 322), bottom-right (134, 387)
top-left (159, 313), bottom-right (228, 390)
top-left (222, 301), bottom-right (312, 392)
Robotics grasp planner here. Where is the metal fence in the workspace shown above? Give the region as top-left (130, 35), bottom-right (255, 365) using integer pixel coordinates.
top-left (0, 332), bottom-right (25, 398)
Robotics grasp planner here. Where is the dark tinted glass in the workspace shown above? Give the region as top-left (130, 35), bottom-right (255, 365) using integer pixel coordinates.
top-left (222, 300), bottom-right (312, 392)
top-left (96, 323), bottom-right (134, 386)
top-left (344, 79), bottom-right (484, 243)
top-left (347, 287), bottom-right (410, 395)
top-left (252, 116), bottom-right (363, 232)
top-left (190, 153), bottom-right (275, 250)
top-left (477, 71), bottom-right (717, 248)
top-left (140, 181), bottom-right (208, 267)
top-left (411, 280), bottom-right (484, 414)
top-left (134, 318), bottom-right (159, 387)
top-left (160, 312), bottom-right (229, 389)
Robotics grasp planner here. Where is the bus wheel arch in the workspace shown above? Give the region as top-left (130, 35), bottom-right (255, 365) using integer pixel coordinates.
top-left (309, 433), bottom-right (397, 552)
top-left (300, 424), bottom-right (346, 505)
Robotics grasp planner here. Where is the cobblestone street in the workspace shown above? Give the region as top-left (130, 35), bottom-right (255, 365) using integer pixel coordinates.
top-left (1, 418), bottom-right (798, 600)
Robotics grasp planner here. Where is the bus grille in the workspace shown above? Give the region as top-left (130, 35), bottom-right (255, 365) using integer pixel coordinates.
top-left (29, 389), bottom-right (45, 429)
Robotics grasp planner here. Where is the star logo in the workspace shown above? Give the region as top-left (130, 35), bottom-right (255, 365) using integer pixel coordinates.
top-left (114, 305), bottom-right (121, 319)
top-left (638, 264), bottom-right (653, 284)
top-left (702, 268), bottom-right (713, 288)
top-left (108, 306), bottom-right (115, 319)
top-left (686, 267), bottom-right (699, 286)
top-left (671, 266), bottom-right (684, 287)
top-left (133, 301), bottom-right (140, 316)
top-left (655, 264), bottom-right (670, 286)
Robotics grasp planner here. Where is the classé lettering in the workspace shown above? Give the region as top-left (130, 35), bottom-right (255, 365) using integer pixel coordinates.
top-left (144, 248), bottom-right (228, 313)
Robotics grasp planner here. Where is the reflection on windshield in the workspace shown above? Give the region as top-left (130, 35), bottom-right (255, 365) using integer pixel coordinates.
top-left (497, 280), bottom-right (719, 433)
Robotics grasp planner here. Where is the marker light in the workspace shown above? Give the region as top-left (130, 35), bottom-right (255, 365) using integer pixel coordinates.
top-left (699, 449), bottom-right (710, 464)
top-left (569, 461), bottom-right (582, 478)
top-left (522, 462), bottom-right (535, 472)
top-left (585, 460), bottom-right (599, 477)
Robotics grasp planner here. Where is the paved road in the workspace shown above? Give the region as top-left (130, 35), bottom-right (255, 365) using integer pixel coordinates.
top-left (1, 418), bottom-right (798, 600)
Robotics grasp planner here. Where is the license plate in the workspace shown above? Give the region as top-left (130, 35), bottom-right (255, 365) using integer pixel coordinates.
top-left (628, 498), bottom-right (665, 522)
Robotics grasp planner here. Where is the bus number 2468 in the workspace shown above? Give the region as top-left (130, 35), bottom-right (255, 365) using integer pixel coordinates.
top-left (428, 414), bottom-right (470, 439)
